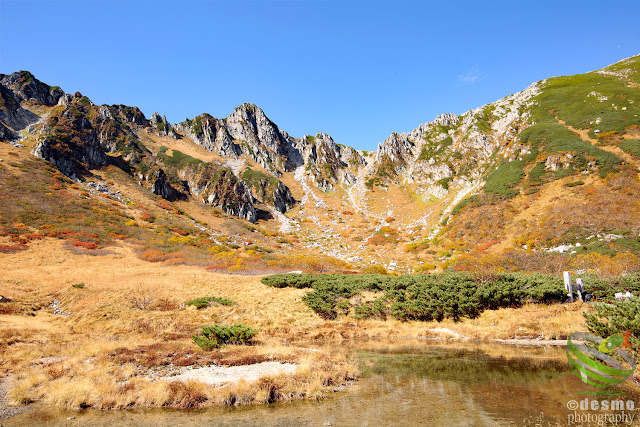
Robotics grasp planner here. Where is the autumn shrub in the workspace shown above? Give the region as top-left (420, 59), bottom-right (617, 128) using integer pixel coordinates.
top-left (156, 199), bottom-right (179, 213)
top-left (0, 244), bottom-right (28, 253)
top-left (361, 264), bottom-right (388, 274)
top-left (139, 211), bottom-right (155, 222)
top-left (367, 227), bottom-right (400, 246)
top-left (413, 264), bottom-right (436, 273)
top-left (139, 249), bottom-right (171, 262)
top-left (23, 233), bottom-right (45, 241)
top-left (70, 240), bottom-right (98, 250)
top-left (572, 252), bottom-right (640, 279)
top-left (172, 227), bottom-right (189, 236)
top-left (275, 254), bottom-right (352, 273)
top-left (129, 286), bottom-right (153, 310)
top-left (404, 240), bottom-right (430, 253)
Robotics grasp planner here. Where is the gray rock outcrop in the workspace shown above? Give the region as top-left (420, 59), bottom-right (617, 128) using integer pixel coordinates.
top-left (0, 71), bottom-right (63, 106)
top-left (33, 102), bottom-right (108, 179)
top-left (151, 169), bottom-right (184, 201)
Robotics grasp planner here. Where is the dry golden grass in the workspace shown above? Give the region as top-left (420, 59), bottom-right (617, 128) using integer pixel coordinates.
top-left (428, 301), bottom-right (589, 341)
top-left (0, 239), bottom-right (588, 412)
top-left (0, 239), bottom-right (356, 410)
top-left (7, 344), bottom-right (357, 410)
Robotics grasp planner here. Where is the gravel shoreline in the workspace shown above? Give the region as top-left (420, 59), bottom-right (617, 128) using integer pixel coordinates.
top-left (0, 376), bottom-right (28, 420)
top-left (164, 361), bottom-right (298, 385)
top-left (494, 338), bottom-right (569, 346)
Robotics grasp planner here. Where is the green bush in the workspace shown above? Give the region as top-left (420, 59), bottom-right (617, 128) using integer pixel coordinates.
top-left (619, 139), bottom-right (640, 159)
top-left (483, 160), bottom-right (525, 198)
top-left (262, 272), bottom-right (568, 322)
top-left (534, 71), bottom-right (640, 138)
top-left (261, 273), bottom-right (322, 289)
top-left (582, 274), bottom-right (640, 301)
top-left (584, 298), bottom-right (640, 354)
top-left (192, 324), bottom-right (258, 349)
top-left (354, 298), bottom-right (388, 320)
top-left (527, 162), bottom-right (547, 185)
top-left (186, 296), bottom-right (235, 309)
top-left (388, 273), bottom-right (481, 321)
top-left (72, 283), bottom-right (85, 289)
top-left (519, 122), bottom-right (621, 177)
top-left (157, 146), bottom-right (202, 169)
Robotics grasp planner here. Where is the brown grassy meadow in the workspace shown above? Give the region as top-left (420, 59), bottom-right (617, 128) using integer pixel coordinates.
top-left (0, 239), bottom-right (588, 412)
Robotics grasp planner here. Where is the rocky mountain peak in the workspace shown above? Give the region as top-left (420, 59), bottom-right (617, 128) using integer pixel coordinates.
top-left (433, 113), bottom-right (459, 127)
top-left (33, 98), bottom-right (108, 180)
top-left (226, 103), bottom-right (286, 152)
top-left (149, 112), bottom-right (180, 139)
top-left (0, 71), bottom-right (63, 106)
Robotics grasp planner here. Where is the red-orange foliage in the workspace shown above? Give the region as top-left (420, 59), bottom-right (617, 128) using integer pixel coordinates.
top-left (139, 249), bottom-right (169, 262)
top-left (140, 211), bottom-right (154, 222)
top-left (23, 233), bottom-right (45, 241)
top-left (477, 239), bottom-right (501, 251)
top-left (157, 199), bottom-right (179, 213)
top-left (368, 227), bottom-right (400, 246)
top-left (9, 235), bottom-right (29, 244)
top-left (172, 228), bottom-right (189, 236)
top-left (0, 244), bottom-right (28, 253)
top-left (70, 231), bottom-right (100, 239)
top-left (70, 240), bottom-right (98, 250)
top-left (109, 233), bottom-right (129, 240)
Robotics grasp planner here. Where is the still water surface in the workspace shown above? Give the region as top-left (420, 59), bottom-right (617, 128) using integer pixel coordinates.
top-left (7, 343), bottom-right (640, 426)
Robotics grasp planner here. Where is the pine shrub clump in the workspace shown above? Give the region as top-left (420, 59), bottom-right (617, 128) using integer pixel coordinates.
top-left (192, 324), bottom-right (258, 349)
top-left (185, 296), bottom-right (235, 309)
top-left (262, 272), bottom-right (567, 322)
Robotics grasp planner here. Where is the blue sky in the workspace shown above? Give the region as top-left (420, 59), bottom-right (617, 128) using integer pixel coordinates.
top-left (1, 0), bottom-right (639, 150)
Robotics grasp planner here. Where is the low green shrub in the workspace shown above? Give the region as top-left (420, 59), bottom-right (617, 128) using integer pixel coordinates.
top-left (619, 139), bottom-right (640, 159)
top-left (584, 298), bottom-right (640, 354)
top-left (72, 283), bottom-right (85, 289)
top-left (519, 122), bottom-right (621, 178)
top-left (157, 146), bottom-right (202, 169)
top-left (353, 298), bottom-right (388, 320)
top-left (582, 274), bottom-right (640, 301)
top-left (483, 160), bottom-right (525, 198)
top-left (186, 296), bottom-right (235, 309)
top-left (192, 324), bottom-right (258, 349)
top-left (262, 272), bottom-right (569, 322)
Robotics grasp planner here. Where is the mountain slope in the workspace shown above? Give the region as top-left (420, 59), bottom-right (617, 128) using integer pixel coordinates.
top-left (1, 54), bottom-right (639, 275)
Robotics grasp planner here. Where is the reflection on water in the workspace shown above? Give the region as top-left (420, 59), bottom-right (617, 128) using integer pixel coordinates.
top-left (7, 343), bottom-right (640, 426)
